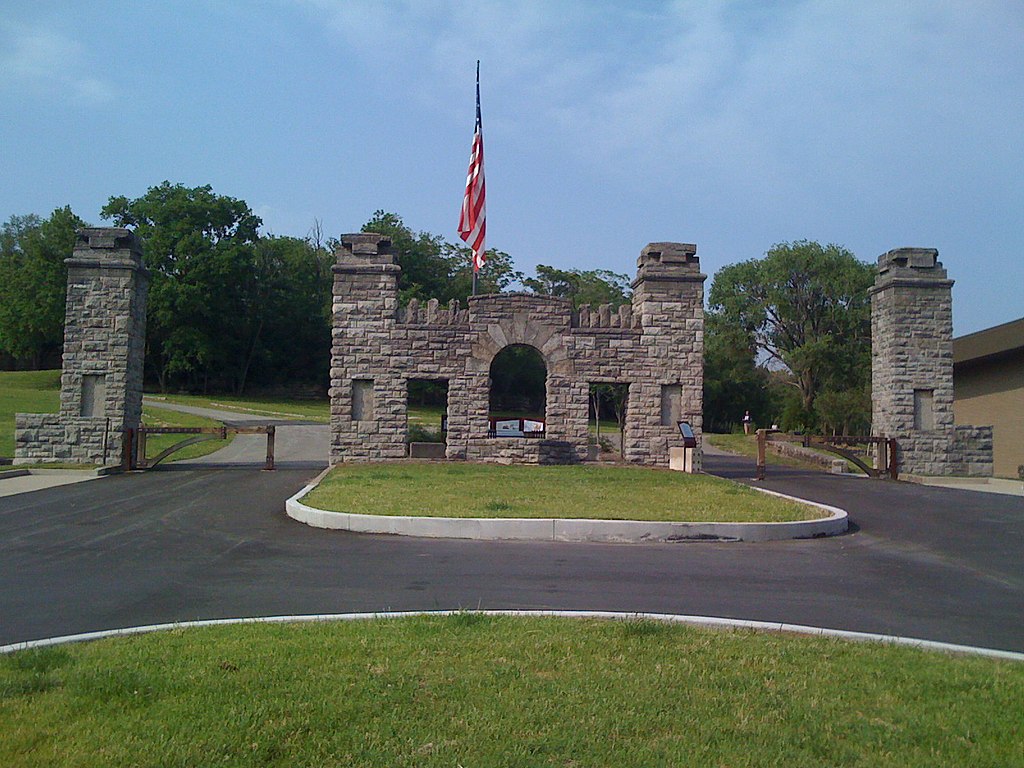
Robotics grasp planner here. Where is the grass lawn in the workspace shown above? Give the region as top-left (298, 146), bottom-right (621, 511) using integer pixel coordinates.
top-left (707, 433), bottom-right (865, 474)
top-left (0, 371), bottom-right (62, 457)
top-left (140, 406), bottom-right (233, 463)
top-left (707, 432), bottom-right (829, 471)
top-left (146, 393), bottom-right (330, 422)
top-left (303, 462), bottom-right (822, 522)
top-left (407, 404), bottom-right (445, 429)
top-left (1, 615), bottom-right (1021, 767)
top-left (0, 370), bottom-right (231, 463)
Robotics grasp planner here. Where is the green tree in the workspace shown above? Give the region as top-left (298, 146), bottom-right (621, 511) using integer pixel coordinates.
top-left (243, 235), bottom-right (333, 392)
top-left (102, 182), bottom-right (263, 392)
top-left (702, 313), bottom-right (779, 433)
top-left (0, 207), bottom-right (86, 369)
top-left (489, 345), bottom-right (546, 416)
top-left (360, 210), bottom-right (520, 303)
top-left (813, 387), bottom-right (871, 436)
top-left (708, 241), bottom-right (874, 432)
top-left (523, 265), bottom-right (631, 308)
top-left (361, 211), bottom-right (452, 304)
top-left (447, 243), bottom-right (520, 298)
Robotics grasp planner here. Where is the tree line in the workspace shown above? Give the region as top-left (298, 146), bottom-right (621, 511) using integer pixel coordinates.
top-left (0, 182), bottom-right (874, 433)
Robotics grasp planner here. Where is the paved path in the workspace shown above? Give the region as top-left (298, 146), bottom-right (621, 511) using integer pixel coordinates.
top-left (142, 398), bottom-right (329, 468)
top-left (0, 471), bottom-right (98, 499)
top-left (1, 446), bottom-right (1021, 651)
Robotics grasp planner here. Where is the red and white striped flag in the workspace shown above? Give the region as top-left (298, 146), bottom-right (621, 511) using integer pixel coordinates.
top-left (459, 62), bottom-right (486, 273)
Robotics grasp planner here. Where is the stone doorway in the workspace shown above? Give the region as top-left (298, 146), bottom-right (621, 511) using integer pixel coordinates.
top-left (488, 344), bottom-right (546, 437)
top-left (407, 378), bottom-right (449, 459)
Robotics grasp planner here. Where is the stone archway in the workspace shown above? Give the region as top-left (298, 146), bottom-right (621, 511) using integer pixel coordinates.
top-left (457, 300), bottom-right (588, 463)
top-left (488, 344), bottom-right (547, 422)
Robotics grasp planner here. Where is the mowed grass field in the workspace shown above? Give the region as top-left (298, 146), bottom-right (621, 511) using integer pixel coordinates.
top-left (0, 370), bottom-right (62, 457)
top-left (1, 615), bottom-right (1021, 767)
top-left (146, 393), bottom-right (330, 423)
top-left (707, 432), bottom-right (828, 471)
top-left (303, 462), bottom-right (823, 522)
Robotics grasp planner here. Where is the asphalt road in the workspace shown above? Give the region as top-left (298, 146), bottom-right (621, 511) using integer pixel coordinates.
top-left (1, 451), bottom-right (1022, 651)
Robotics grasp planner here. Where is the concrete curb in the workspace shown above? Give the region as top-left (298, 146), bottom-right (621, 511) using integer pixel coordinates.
top-left (284, 475), bottom-right (848, 542)
top-left (0, 466), bottom-right (112, 480)
top-left (901, 474), bottom-right (1024, 497)
top-left (2, 610), bottom-right (1020, 662)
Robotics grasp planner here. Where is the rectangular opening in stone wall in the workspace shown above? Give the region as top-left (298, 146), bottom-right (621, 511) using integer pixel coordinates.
top-left (80, 374), bottom-right (106, 418)
top-left (660, 384), bottom-right (682, 427)
top-left (914, 389), bottom-right (934, 431)
top-left (352, 379), bottom-right (374, 422)
top-left (590, 383), bottom-right (629, 458)
top-left (407, 379), bottom-right (449, 456)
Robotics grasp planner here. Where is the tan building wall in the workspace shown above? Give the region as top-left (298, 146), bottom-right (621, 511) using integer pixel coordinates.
top-left (953, 320), bottom-right (1024, 479)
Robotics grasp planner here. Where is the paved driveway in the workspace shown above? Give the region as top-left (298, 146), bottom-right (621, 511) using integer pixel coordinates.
top-left (1, 447), bottom-right (1021, 651)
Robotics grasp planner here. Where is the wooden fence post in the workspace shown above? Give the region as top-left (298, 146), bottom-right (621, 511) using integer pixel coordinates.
top-left (265, 425), bottom-right (275, 471)
top-left (756, 429), bottom-right (766, 480)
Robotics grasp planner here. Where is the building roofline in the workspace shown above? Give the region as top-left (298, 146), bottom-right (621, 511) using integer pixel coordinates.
top-left (953, 317), bottom-right (1024, 366)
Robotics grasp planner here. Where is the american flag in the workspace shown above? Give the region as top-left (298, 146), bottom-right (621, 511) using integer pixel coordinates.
top-left (459, 62), bottom-right (486, 273)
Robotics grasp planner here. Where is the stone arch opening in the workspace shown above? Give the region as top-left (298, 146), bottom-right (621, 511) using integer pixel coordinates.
top-left (488, 344), bottom-right (547, 436)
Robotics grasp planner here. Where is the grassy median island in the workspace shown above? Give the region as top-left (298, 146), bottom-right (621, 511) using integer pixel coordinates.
top-left (302, 463), bottom-right (824, 522)
top-left (1, 615), bottom-right (1021, 766)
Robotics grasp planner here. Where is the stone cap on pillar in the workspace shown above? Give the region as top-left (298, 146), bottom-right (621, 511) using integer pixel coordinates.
top-left (333, 233), bottom-right (400, 276)
top-left (639, 242), bottom-right (697, 266)
top-left (67, 228), bottom-right (146, 272)
top-left (338, 233), bottom-right (394, 261)
top-left (633, 242), bottom-right (704, 286)
top-left (875, 247), bottom-right (949, 283)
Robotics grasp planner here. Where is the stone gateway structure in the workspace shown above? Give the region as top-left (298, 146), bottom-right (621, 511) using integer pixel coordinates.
top-left (329, 234), bottom-right (706, 467)
top-left (14, 226), bottom-right (994, 481)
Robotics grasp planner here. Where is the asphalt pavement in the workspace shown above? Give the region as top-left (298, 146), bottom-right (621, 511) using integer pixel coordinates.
top-left (1, 443), bottom-right (1022, 652)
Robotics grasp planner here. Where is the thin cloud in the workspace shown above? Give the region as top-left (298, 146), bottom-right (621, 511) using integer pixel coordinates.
top-left (0, 22), bottom-right (119, 102)
top-left (295, 1), bottom-right (1022, 186)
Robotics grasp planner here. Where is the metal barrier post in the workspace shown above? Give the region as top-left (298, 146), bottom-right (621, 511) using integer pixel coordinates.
top-left (265, 425), bottom-right (275, 471)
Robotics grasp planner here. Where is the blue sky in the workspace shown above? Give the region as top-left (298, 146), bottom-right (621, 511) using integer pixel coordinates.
top-left (2, 1), bottom-right (1021, 335)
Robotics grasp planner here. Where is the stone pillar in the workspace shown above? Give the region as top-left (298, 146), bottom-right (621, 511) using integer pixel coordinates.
top-left (869, 248), bottom-right (956, 475)
top-left (329, 233), bottom-right (406, 463)
top-left (15, 228), bottom-right (148, 465)
top-left (628, 242), bottom-right (706, 468)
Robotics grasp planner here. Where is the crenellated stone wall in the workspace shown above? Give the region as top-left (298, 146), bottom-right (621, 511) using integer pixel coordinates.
top-left (15, 228), bottom-right (148, 465)
top-left (869, 247), bottom-right (993, 477)
top-left (330, 236), bottom-right (706, 467)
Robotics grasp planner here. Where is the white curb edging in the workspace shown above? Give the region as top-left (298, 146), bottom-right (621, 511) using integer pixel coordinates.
top-left (284, 477), bottom-right (848, 542)
top-left (2, 610), bottom-right (1020, 662)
